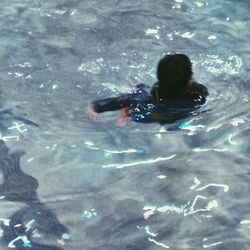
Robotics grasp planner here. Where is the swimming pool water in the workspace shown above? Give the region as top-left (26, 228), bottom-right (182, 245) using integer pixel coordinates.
top-left (0, 0), bottom-right (249, 249)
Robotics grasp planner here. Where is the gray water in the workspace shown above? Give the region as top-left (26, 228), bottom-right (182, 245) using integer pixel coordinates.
top-left (0, 0), bottom-right (249, 249)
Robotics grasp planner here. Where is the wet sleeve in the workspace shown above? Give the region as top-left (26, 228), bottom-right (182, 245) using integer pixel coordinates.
top-left (91, 95), bottom-right (132, 113)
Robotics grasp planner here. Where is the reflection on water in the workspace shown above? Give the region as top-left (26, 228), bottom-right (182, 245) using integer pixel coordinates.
top-left (0, 141), bottom-right (69, 249)
top-left (0, 0), bottom-right (249, 249)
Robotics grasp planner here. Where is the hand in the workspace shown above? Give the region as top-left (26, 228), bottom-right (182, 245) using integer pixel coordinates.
top-left (87, 107), bottom-right (98, 120)
top-left (117, 108), bottom-right (130, 127)
top-left (117, 116), bottom-right (128, 127)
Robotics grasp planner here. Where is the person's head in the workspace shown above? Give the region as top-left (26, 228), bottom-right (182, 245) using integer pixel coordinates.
top-left (157, 54), bottom-right (193, 96)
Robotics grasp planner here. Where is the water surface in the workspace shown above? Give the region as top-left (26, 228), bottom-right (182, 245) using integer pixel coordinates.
top-left (0, 0), bottom-right (249, 249)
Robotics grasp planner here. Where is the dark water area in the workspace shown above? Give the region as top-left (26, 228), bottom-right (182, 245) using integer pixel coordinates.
top-left (0, 0), bottom-right (249, 249)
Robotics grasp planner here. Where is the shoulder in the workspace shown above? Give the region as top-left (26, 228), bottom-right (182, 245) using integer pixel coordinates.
top-left (131, 83), bottom-right (151, 98)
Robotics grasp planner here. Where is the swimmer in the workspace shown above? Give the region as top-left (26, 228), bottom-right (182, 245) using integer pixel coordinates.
top-left (90, 54), bottom-right (208, 125)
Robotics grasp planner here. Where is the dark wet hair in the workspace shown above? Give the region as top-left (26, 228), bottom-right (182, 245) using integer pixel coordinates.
top-left (157, 54), bottom-right (193, 96)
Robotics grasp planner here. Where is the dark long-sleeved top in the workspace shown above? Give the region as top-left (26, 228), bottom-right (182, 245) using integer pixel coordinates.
top-left (92, 82), bottom-right (209, 123)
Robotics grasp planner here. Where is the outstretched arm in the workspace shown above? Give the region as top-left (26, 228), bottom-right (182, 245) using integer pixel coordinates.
top-left (91, 93), bottom-right (134, 114)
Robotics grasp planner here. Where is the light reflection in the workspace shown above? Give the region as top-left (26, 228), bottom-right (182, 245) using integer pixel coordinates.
top-left (174, 31), bottom-right (196, 39)
top-left (148, 238), bottom-right (170, 249)
top-left (103, 148), bottom-right (144, 154)
top-left (84, 140), bottom-right (144, 156)
top-left (179, 123), bottom-right (205, 135)
top-left (230, 117), bottom-right (245, 126)
top-left (14, 62), bottom-right (32, 68)
top-left (195, 2), bottom-right (205, 7)
top-left (206, 124), bottom-right (223, 132)
top-left (145, 226), bottom-right (158, 237)
top-left (102, 155), bottom-right (176, 169)
top-left (172, 3), bottom-right (182, 9)
top-left (8, 235), bottom-right (31, 248)
top-left (185, 196), bottom-right (218, 216)
top-left (81, 209), bottom-right (97, 219)
top-left (0, 218), bottom-right (10, 226)
top-left (157, 175), bottom-right (167, 179)
top-left (190, 177), bottom-right (229, 192)
top-left (25, 219), bottom-right (35, 232)
top-left (193, 147), bottom-right (227, 152)
top-left (8, 122), bottom-right (28, 133)
top-left (137, 226), bottom-right (158, 237)
top-left (143, 196), bottom-right (218, 219)
top-left (203, 241), bottom-right (223, 248)
top-left (143, 205), bottom-right (185, 220)
top-left (45, 143), bottom-right (58, 151)
top-left (0, 135), bottom-right (19, 141)
top-left (194, 54), bottom-right (243, 76)
top-left (143, 178), bottom-right (229, 219)
top-left (240, 220), bottom-right (250, 224)
top-left (196, 183), bottom-right (229, 192)
top-left (189, 177), bottom-right (201, 190)
top-left (208, 35), bottom-right (217, 40)
top-left (145, 28), bottom-right (160, 39)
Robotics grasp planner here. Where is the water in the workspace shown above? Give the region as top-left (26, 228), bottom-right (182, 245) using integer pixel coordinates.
top-left (0, 0), bottom-right (249, 249)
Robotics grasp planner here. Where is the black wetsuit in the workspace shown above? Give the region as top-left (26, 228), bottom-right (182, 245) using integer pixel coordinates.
top-left (92, 82), bottom-right (208, 123)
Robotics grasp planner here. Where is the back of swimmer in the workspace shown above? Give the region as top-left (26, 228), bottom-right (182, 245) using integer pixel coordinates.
top-left (90, 53), bottom-right (209, 125)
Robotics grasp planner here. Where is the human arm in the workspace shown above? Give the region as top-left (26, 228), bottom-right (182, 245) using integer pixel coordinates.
top-left (91, 97), bottom-right (128, 113)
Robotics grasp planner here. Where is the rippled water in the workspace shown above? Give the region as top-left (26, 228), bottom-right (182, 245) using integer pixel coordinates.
top-left (0, 0), bottom-right (249, 249)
